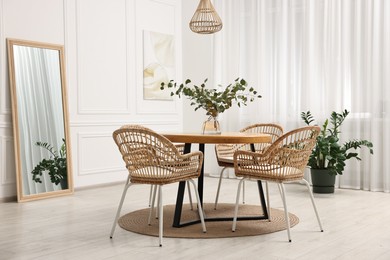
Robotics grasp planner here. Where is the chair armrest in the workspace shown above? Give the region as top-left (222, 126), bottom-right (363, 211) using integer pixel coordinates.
top-left (233, 149), bottom-right (271, 165)
top-left (216, 143), bottom-right (244, 159)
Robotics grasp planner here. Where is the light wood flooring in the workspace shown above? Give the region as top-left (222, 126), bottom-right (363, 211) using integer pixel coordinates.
top-left (1, 176), bottom-right (390, 260)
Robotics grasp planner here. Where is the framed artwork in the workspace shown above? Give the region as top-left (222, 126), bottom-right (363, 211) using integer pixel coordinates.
top-left (143, 30), bottom-right (175, 100)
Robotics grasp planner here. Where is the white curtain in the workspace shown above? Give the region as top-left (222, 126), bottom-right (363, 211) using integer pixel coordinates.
top-left (213, 0), bottom-right (390, 192)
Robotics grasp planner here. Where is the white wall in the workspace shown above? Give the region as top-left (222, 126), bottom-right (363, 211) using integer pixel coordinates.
top-left (182, 0), bottom-right (219, 176)
top-left (0, 0), bottom-right (184, 200)
top-left (0, 0), bottom-right (66, 199)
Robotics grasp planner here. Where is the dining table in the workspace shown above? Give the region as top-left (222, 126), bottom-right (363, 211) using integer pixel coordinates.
top-left (162, 132), bottom-right (272, 228)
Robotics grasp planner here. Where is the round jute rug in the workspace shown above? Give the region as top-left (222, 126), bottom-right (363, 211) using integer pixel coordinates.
top-left (118, 203), bottom-right (299, 238)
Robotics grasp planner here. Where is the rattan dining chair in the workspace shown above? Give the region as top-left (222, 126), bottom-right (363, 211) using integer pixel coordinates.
top-left (149, 143), bottom-right (195, 216)
top-left (232, 126), bottom-right (323, 242)
top-left (214, 123), bottom-right (283, 209)
top-left (110, 125), bottom-right (206, 246)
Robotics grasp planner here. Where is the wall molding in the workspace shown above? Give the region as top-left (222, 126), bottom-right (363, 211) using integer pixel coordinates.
top-left (0, 195), bottom-right (17, 202)
top-left (77, 109), bottom-right (132, 115)
top-left (0, 122), bottom-right (11, 128)
top-left (74, 180), bottom-right (124, 191)
top-left (1, 136), bottom-right (15, 185)
top-left (70, 120), bottom-right (180, 127)
top-left (78, 165), bottom-right (122, 176)
top-left (77, 132), bottom-right (123, 176)
top-left (75, 0), bottom-right (131, 115)
top-left (0, 0), bottom-right (11, 115)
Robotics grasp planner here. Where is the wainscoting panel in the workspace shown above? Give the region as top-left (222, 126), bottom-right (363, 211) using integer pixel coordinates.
top-left (0, 9), bottom-right (11, 116)
top-left (1, 136), bottom-right (15, 185)
top-left (0, 79), bottom-right (11, 115)
top-left (77, 132), bottom-right (123, 176)
top-left (76, 0), bottom-right (129, 115)
top-left (0, 135), bottom-right (16, 198)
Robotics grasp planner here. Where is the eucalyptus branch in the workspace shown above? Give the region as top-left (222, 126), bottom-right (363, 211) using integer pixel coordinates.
top-left (161, 78), bottom-right (262, 117)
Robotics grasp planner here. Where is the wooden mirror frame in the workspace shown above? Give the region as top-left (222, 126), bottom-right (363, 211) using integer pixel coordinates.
top-left (7, 39), bottom-right (73, 202)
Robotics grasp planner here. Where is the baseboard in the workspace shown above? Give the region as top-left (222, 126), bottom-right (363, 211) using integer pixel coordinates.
top-left (0, 196), bottom-right (17, 203)
top-left (0, 182), bottom-right (126, 203)
top-left (74, 181), bottom-right (125, 191)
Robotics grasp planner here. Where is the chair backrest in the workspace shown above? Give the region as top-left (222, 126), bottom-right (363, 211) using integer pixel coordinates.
top-left (234, 126), bottom-right (320, 181)
top-left (240, 123), bottom-right (284, 142)
top-left (113, 125), bottom-right (181, 173)
top-left (239, 123), bottom-right (284, 152)
top-left (266, 126), bottom-right (320, 172)
top-left (215, 123), bottom-right (284, 166)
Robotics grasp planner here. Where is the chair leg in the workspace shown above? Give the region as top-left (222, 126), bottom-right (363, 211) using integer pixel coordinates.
top-left (232, 178), bottom-right (245, 232)
top-left (152, 182), bottom-right (193, 214)
top-left (265, 181), bottom-right (271, 221)
top-left (156, 185), bottom-right (160, 219)
top-left (187, 181), bottom-right (194, 210)
top-left (158, 185), bottom-right (163, 247)
top-left (242, 180), bottom-right (245, 204)
top-left (188, 179), bottom-right (207, 233)
top-left (110, 176), bottom-right (132, 238)
top-left (148, 184), bottom-right (158, 225)
top-left (278, 183), bottom-right (292, 242)
top-left (148, 185), bottom-right (153, 207)
top-left (214, 167), bottom-right (227, 209)
top-left (302, 179), bottom-right (324, 232)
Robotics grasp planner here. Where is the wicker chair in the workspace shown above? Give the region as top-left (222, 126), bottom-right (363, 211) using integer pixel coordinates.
top-left (214, 123), bottom-right (283, 209)
top-left (232, 126), bottom-right (323, 242)
top-left (148, 143), bottom-right (195, 213)
top-left (110, 125), bottom-right (206, 246)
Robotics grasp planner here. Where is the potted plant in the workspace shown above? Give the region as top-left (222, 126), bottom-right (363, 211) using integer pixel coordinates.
top-left (160, 78), bottom-right (262, 134)
top-left (31, 138), bottom-right (68, 189)
top-left (301, 110), bottom-right (373, 193)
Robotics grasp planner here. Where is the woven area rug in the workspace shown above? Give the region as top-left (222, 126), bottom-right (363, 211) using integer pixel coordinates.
top-left (118, 203), bottom-right (299, 238)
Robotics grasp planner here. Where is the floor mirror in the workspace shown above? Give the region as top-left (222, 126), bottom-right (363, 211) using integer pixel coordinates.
top-left (7, 39), bottom-right (73, 202)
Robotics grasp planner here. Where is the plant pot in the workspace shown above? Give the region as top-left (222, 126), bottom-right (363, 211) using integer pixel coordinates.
top-left (60, 179), bottom-right (68, 190)
top-left (310, 168), bottom-right (336, 193)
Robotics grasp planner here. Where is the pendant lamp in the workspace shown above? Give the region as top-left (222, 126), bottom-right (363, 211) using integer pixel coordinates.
top-left (189, 0), bottom-right (222, 34)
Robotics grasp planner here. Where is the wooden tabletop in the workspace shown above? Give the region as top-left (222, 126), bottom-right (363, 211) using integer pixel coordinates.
top-left (162, 132), bottom-right (272, 144)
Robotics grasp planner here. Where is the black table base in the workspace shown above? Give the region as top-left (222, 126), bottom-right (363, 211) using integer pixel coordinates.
top-left (172, 143), bottom-right (269, 228)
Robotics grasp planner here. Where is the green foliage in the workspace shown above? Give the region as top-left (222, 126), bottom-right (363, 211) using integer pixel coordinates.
top-left (31, 138), bottom-right (67, 186)
top-left (160, 78), bottom-right (262, 117)
top-left (301, 110), bottom-right (373, 175)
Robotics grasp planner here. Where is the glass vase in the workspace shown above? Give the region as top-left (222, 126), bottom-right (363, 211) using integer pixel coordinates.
top-left (202, 115), bottom-right (221, 134)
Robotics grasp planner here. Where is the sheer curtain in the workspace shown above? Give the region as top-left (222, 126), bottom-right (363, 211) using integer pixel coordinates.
top-left (14, 46), bottom-right (65, 195)
top-left (213, 0), bottom-right (390, 192)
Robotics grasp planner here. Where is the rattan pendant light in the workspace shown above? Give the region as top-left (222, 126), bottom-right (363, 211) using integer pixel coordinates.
top-left (189, 0), bottom-right (222, 34)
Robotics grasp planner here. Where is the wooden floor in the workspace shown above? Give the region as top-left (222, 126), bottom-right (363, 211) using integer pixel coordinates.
top-left (1, 176), bottom-right (390, 260)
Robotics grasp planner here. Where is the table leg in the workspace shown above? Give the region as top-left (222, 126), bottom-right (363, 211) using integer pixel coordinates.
top-left (172, 181), bottom-right (186, 227)
top-left (172, 143), bottom-right (192, 228)
top-left (250, 142), bottom-right (269, 218)
top-left (198, 143), bottom-right (205, 205)
top-left (257, 180), bottom-right (269, 219)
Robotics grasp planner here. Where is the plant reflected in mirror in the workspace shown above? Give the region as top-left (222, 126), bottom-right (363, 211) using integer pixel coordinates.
top-left (31, 139), bottom-right (67, 190)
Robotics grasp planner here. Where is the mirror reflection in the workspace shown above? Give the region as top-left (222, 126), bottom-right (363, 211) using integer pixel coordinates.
top-left (7, 39), bottom-right (73, 202)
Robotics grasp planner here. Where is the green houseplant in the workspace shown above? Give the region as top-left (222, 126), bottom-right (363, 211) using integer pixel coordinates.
top-left (301, 110), bottom-right (373, 193)
top-left (31, 138), bottom-right (68, 189)
top-left (160, 78), bottom-right (262, 133)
